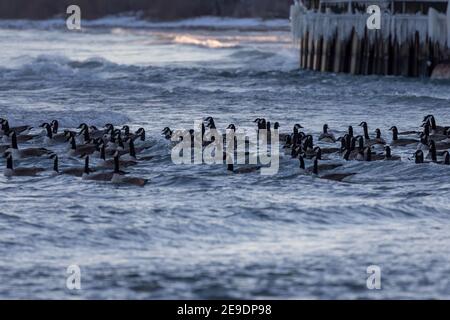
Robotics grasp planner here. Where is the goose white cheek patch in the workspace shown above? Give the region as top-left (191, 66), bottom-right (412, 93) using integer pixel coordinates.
top-left (170, 121), bottom-right (280, 175)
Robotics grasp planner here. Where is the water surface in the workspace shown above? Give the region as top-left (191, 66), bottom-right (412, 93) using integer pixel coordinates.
top-left (0, 17), bottom-right (449, 299)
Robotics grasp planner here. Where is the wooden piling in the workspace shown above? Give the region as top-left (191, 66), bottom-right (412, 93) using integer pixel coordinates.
top-left (418, 37), bottom-right (429, 77)
top-left (333, 33), bottom-right (342, 73)
top-left (411, 32), bottom-right (419, 77)
top-left (302, 31), bottom-right (309, 69)
top-left (400, 40), bottom-right (410, 77)
top-left (293, 9), bottom-right (448, 78)
top-left (392, 38), bottom-right (400, 76)
top-left (361, 30), bottom-right (370, 75)
top-left (307, 32), bottom-right (314, 69)
top-left (382, 37), bottom-right (390, 75)
top-left (350, 29), bottom-right (361, 75)
top-left (313, 37), bottom-right (322, 71)
top-left (320, 38), bottom-right (330, 72)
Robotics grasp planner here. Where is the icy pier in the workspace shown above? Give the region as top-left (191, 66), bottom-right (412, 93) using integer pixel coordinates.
top-left (290, 0), bottom-right (450, 77)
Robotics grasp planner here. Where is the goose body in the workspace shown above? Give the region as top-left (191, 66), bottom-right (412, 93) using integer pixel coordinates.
top-left (4, 153), bottom-right (45, 177)
top-left (318, 124), bottom-right (336, 143)
top-left (0, 120), bottom-right (32, 135)
top-left (384, 146), bottom-right (401, 161)
top-left (5, 132), bottom-right (50, 159)
top-left (389, 126), bottom-right (418, 146)
top-left (41, 123), bottom-right (68, 144)
top-left (423, 115), bottom-right (447, 135)
top-left (110, 152), bottom-right (148, 186)
top-left (67, 136), bottom-right (98, 157)
top-left (227, 163), bottom-right (261, 174)
top-left (310, 157), bottom-right (354, 182)
top-left (82, 156), bottom-right (113, 181)
top-left (2, 131), bottom-right (37, 143)
top-left (97, 143), bottom-right (137, 168)
top-left (51, 154), bottom-right (95, 177)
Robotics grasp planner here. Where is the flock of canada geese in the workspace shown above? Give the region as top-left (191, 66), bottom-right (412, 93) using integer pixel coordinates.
top-left (0, 118), bottom-right (151, 186)
top-left (163, 114), bottom-right (449, 181)
top-left (1, 114), bottom-right (448, 185)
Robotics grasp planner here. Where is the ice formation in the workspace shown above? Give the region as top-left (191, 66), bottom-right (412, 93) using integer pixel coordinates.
top-left (290, 1), bottom-right (449, 47)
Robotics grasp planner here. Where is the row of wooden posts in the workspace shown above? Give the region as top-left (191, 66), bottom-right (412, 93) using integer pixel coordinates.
top-left (299, 28), bottom-right (446, 77)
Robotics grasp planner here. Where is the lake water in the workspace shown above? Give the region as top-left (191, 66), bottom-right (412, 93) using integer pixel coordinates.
top-left (0, 16), bottom-right (449, 299)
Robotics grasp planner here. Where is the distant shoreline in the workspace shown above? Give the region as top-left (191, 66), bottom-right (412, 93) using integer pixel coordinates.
top-left (0, 15), bottom-right (290, 32)
top-left (0, 0), bottom-right (291, 21)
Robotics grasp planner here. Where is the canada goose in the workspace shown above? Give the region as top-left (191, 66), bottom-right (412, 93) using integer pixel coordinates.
top-left (82, 156), bottom-right (114, 181)
top-left (318, 124), bottom-right (336, 143)
top-left (273, 122), bottom-right (290, 142)
top-left (5, 132), bottom-right (51, 159)
top-left (254, 118), bottom-right (267, 131)
top-left (372, 128), bottom-right (386, 145)
top-left (98, 143), bottom-right (138, 168)
top-left (422, 122), bottom-right (447, 141)
top-left (348, 125), bottom-right (354, 137)
top-left (313, 146), bottom-right (331, 160)
top-left (227, 162), bottom-right (261, 174)
top-left (314, 146), bottom-right (322, 160)
top-left (310, 156), bottom-right (343, 173)
top-left (40, 123), bottom-right (68, 144)
top-left (111, 152), bottom-right (148, 186)
top-left (384, 146), bottom-right (401, 161)
top-left (319, 147), bottom-right (340, 155)
top-left (302, 135), bottom-right (315, 159)
top-left (311, 157), bottom-right (354, 182)
top-left (127, 138), bottom-right (154, 161)
top-left (291, 145), bottom-right (302, 158)
top-left (299, 154), bottom-right (306, 170)
top-left (68, 136), bottom-right (98, 157)
top-left (389, 126), bottom-right (418, 146)
top-left (363, 146), bottom-right (386, 161)
top-left (341, 136), bottom-right (362, 160)
top-left (77, 123), bottom-right (106, 142)
top-left (94, 124), bottom-right (114, 141)
top-left (0, 119), bottom-right (32, 135)
top-left (417, 133), bottom-right (430, 151)
top-left (337, 136), bottom-right (347, 153)
top-left (359, 122), bottom-right (385, 145)
top-left (439, 151), bottom-right (450, 165)
top-left (4, 152), bottom-right (45, 177)
top-left (132, 128), bottom-right (152, 148)
top-left (50, 120), bottom-right (59, 134)
top-left (433, 139), bottom-right (450, 150)
top-left (426, 140), bottom-right (438, 162)
top-left (423, 115), bottom-right (447, 135)
top-left (104, 129), bottom-right (124, 152)
top-left (1, 130), bottom-right (37, 143)
top-left (78, 124), bottom-right (100, 144)
top-left (162, 127), bottom-right (173, 140)
top-left (414, 150), bottom-right (424, 164)
top-left (359, 122), bottom-right (370, 141)
top-left (121, 125), bottom-right (132, 138)
top-left (50, 154), bottom-right (93, 177)
top-left (205, 116), bottom-right (217, 130)
top-left (225, 153), bottom-right (260, 174)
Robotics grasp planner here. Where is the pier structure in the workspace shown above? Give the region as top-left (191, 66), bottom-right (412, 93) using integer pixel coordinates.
top-left (290, 0), bottom-right (450, 77)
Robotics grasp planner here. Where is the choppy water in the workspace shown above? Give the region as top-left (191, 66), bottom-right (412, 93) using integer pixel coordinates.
top-left (1, 17), bottom-right (450, 299)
